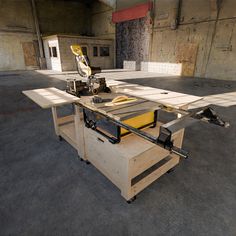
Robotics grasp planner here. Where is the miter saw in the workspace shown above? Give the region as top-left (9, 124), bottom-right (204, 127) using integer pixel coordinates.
top-left (66, 45), bottom-right (110, 97)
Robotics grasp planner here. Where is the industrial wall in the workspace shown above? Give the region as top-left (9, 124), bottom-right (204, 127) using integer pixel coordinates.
top-left (116, 0), bottom-right (236, 80)
top-left (36, 0), bottom-right (91, 36)
top-left (150, 0), bottom-right (236, 80)
top-left (91, 1), bottom-right (115, 39)
top-left (0, 0), bottom-right (92, 71)
top-left (116, 0), bottom-right (146, 10)
top-left (0, 0), bottom-right (37, 70)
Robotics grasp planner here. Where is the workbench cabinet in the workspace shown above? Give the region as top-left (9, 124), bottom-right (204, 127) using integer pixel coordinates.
top-left (82, 121), bottom-right (183, 201)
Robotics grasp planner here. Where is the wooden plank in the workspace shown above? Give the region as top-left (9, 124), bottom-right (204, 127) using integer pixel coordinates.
top-left (23, 87), bottom-right (79, 109)
top-left (176, 43), bottom-right (199, 76)
top-left (22, 42), bottom-right (38, 67)
top-left (58, 115), bottom-right (74, 125)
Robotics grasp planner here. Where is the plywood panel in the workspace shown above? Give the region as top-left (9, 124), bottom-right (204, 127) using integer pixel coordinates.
top-left (176, 43), bottom-right (199, 76)
top-left (22, 42), bottom-right (38, 67)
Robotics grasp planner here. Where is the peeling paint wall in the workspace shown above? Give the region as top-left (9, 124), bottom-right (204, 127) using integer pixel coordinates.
top-left (116, 17), bottom-right (151, 68)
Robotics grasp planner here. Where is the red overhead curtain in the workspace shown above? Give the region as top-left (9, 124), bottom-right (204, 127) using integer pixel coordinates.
top-left (112, 1), bottom-right (153, 23)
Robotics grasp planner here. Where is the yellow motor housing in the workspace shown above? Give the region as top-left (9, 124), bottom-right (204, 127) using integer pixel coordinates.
top-left (121, 111), bottom-right (155, 135)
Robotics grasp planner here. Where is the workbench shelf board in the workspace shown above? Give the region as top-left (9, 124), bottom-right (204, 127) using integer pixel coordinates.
top-left (58, 122), bottom-right (77, 150)
top-left (83, 125), bottom-right (184, 201)
top-left (57, 115), bottom-right (75, 125)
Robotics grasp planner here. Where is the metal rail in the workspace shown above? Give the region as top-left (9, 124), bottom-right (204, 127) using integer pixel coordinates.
top-left (77, 102), bottom-right (229, 159)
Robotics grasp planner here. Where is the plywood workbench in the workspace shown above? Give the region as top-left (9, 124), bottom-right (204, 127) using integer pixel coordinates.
top-left (23, 84), bottom-right (202, 202)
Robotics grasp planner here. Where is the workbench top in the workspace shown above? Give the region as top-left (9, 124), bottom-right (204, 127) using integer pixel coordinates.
top-left (23, 81), bottom-right (202, 112)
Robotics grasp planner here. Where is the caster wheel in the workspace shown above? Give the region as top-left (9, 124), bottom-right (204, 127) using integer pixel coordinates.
top-left (58, 136), bottom-right (63, 141)
top-left (167, 168), bottom-right (175, 174)
top-left (127, 196), bottom-right (136, 204)
top-left (85, 160), bottom-right (90, 165)
top-left (80, 157), bottom-right (84, 162)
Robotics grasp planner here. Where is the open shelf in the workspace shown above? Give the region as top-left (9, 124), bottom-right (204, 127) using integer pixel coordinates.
top-left (59, 121), bottom-right (77, 149)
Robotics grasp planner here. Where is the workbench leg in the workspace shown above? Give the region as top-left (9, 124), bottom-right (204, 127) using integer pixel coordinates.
top-left (121, 161), bottom-right (135, 202)
top-left (51, 106), bottom-right (59, 136)
top-left (74, 105), bottom-right (87, 161)
top-left (176, 105), bottom-right (188, 149)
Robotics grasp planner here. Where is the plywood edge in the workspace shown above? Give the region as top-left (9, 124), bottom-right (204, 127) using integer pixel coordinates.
top-left (131, 155), bottom-right (180, 196)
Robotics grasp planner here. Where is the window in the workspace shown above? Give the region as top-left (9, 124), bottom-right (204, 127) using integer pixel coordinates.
top-left (93, 46), bottom-right (98, 57)
top-left (52, 47), bottom-right (57, 57)
top-left (49, 46), bottom-right (57, 58)
top-left (100, 46), bottom-right (109, 57)
top-left (81, 46), bottom-right (87, 56)
top-left (49, 47), bottom-right (52, 57)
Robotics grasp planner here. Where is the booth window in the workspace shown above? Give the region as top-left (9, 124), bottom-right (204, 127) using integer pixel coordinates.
top-left (49, 47), bottom-right (52, 57)
top-left (93, 46), bottom-right (98, 57)
top-left (100, 46), bottom-right (109, 57)
top-left (81, 46), bottom-right (87, 56)
top-left (49, 46), bottom-right (57, 58)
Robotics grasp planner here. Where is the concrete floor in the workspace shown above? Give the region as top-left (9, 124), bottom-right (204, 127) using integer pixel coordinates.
top-left (0, 70), bottom-right (236, 236)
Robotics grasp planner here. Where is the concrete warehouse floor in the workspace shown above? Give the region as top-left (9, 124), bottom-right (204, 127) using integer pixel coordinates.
top-left (0, 70), bottom-right (236, 236)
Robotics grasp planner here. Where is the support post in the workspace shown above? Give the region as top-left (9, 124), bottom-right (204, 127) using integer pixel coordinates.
top-left (31, 0), bottom-right (45, 69)
top-left (51, 107), bottom-right (59, 136)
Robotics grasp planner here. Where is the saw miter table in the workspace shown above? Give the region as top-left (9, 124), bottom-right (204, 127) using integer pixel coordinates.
top-left (23, 81), bottom-right (228, 202)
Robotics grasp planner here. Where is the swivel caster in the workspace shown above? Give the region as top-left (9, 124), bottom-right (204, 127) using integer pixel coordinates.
top-left (167, 168), bottom-right (175, 174)
top-left (58, 135), bottom-right (63, 141)
top-left (85, 160), bottom-right (91, 165)
top-left (127, 196), bottom-right (136, 204)
top-left (78, 157), bottom-right (90, 164)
